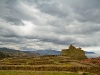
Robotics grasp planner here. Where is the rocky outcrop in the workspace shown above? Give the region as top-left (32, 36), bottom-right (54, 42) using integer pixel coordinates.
top-left (61, 45), bottom-right (87, 60)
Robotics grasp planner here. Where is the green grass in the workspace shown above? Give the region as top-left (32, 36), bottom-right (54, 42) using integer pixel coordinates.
top-left (0, 70), bottom-right (82, 75)
top-left (0, 70), bottom-right (96, 75)
top-left (0, 56), bottom-right (99, 75)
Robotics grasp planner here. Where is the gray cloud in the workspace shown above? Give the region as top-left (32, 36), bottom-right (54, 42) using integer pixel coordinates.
top-left (4, 16), bottom-right (23, 25)
top-left (71, 0), bottom-right (100, 23)
top-left (37, 3), bottom-right (69, 18)
top-left (0, 0), bottom-right (100, 53)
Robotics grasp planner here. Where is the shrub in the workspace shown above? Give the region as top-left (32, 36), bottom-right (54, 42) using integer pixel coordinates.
top-left (82, 73), bottom-right (87, 75)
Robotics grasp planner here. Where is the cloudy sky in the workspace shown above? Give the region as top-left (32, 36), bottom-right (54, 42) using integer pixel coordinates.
top-left (0, 0), bottom-right (100, 54)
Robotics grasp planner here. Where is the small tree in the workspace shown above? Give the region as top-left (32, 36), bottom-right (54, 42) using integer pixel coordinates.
top-left (82, 73), bottom-right (87, 75)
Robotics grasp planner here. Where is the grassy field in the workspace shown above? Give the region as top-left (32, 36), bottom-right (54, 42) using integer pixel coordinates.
top-left (0, 70), bottom-right (95, 75)
top-left (0, 55), bottom-right (99, 75)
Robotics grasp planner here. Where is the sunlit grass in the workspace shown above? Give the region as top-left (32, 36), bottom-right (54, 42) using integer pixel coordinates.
top-left (0, 70), bottom-right (82, 75)
top-left (0, 70), bottom-right (96, 75)
top-left (0, 56), bottom-right (99, 75)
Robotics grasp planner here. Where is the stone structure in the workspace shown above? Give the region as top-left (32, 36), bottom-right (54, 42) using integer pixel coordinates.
top-left (61, 45), bottom-right (87, 60)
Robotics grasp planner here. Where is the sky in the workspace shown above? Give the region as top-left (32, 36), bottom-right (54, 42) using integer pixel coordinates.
top-left (0, 0), bottom-right (100, 54)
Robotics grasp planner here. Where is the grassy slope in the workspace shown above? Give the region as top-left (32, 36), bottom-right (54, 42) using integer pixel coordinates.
top-left (0, 56), bottom-right (99, 74)
top-left (0, 71), bottom-right (95, 75)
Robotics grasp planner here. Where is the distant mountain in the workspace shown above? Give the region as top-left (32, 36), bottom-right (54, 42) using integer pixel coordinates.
top-left (34, 50), bottom-right (61, 55)
top-left (34, 50), bottom-right (96, 55)
top-left (85, 51), bottom-right (95, 54)
top-left (86, 53), bottom-right (100, 58)
top-left (84, 51), bottom-right (98, 58)
top-left (34, 49), bottom-right (98, 58)
top-left (0, 47), bottom-right (98, 58)
top-left (0, 47), bottom-right (39, 57)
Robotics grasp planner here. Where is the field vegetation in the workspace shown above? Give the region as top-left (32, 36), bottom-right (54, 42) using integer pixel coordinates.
top-left (0, 55), bottom-right (99, 75)
top-left (0, 70), bottom-right (96, 75)
top-left (0, 45), bottom-right (99, 75)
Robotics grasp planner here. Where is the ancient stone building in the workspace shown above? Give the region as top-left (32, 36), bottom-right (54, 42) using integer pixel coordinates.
top-left (61, 45), bottom-right (87, 60)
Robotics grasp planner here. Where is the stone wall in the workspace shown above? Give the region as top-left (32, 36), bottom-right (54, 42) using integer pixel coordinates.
top-left (61, 45), bottom-right (87, 60)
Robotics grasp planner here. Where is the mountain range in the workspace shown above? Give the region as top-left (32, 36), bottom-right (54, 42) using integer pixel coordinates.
top-left (0, 47), bottom-right (97, 58)
top-left (34, 50), bottom-right (95, 55)
top-left (0, 48), bottom-right (39, 57)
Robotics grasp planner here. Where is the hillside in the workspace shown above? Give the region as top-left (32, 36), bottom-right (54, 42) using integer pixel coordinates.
top-left (0, 52), bottom-right (9, 59)
top-left (0, 47), bottom-right (97, 58)
top-left (0, 55), bottom-right (99, 74)
top-left (0, 48), bottom-right (39, 57)
top-left (81, 57), bottom-right (100, 66)
top-left (0, 47), bottom-right (99, 74)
